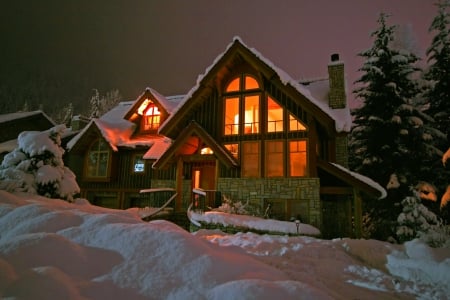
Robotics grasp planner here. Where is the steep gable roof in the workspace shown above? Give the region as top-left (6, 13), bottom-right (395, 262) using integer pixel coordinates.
top-left (153, 121), bottom-right (238, 169)
top-left (159, 37), bottom-right (351, 138)
top-left (0, 110), bottom-right (56, 143)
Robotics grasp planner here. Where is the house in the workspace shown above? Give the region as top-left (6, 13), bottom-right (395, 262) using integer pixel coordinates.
top-left (66, 37), bottom-right (385, 238)
top-left (0, 110), bottom-right (56, 161)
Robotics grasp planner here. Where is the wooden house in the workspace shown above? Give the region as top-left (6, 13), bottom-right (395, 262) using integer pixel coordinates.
top-left (66, 38), bottom-right (385, 238)
top-left (0, 110), bottom-right (56, 161)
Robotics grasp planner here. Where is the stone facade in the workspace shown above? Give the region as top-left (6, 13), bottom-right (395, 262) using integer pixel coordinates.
top-left (335, 135), bottom-right (349, 167)
top-left (328, 59), bottom-right (346, 109)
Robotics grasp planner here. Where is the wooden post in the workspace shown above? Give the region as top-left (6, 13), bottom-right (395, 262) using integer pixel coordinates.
top-left (176, 157), bottom-right (184, 212)
top-left (353, 189), bottom-right (363, 238)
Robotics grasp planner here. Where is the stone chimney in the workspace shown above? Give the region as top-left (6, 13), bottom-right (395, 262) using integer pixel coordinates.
top-left (327, 54), bottom-right (346, 109)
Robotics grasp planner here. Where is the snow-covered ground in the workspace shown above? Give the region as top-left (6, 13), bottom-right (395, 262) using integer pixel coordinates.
top-left (1, 191), bottom-right (449, 300)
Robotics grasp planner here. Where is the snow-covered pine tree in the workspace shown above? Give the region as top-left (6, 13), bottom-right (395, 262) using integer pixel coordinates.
top-left (423, 0), bottom-right (450, 212)
top-left (0, 125), bottom-right (80, 202)
top-left (350, 13), bottom-right (440, 240)
top-left (424, 0), bottom-right (450, 142)
top-left (396, 190), bottom-right (448, 247)
top-left (89, 89), bottom-right (101, 118)
top-left (100, 89), bottom-right (122, 115)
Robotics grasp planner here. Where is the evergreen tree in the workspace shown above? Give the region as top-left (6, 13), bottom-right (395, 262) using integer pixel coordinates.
top-left (424, 0), bottom-right (450, 142)
top-left (89, 88), bottom-right (101, 118)
top-left (350, 13), bottom-right (440, 240)
top-left (423, 0), bottom-right (450, 209)
top-left (0, 125), bottom-right (80, 202)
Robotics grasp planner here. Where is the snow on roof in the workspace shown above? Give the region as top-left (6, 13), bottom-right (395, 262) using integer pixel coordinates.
top-left (331, 163), bottom-right (387, 199)
top-left (0, 110), bottom-right (56, 125)
top-left (162, 37), bottom-right (351, 133)
top-left (143, 136), bottom-right (172, 160)
top-left (147, 88), bottom-right (181, 113)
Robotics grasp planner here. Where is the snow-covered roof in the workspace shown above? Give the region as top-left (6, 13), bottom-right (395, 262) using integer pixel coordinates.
top-left (143, 136), bottom-right (172, 160)
top-left (330, 163), bottom-right (387, 199)
top-left (0, 110), bottom-right (55, 125)
top-left (160, 36), bottom-right (352, 133)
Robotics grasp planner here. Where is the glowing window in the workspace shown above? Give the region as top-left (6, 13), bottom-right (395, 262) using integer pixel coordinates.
top-left (224, 143), bottom-right (239, 159)
top-left (289, 113), bottom-right (307, 131)
top-left (244, 76), bottom-right (259, 90)
top-left (244, 95), bottom-right (259, 134)
top-left (289, 140), bottom-right (307, 176)
top-left (143, 103), bottom-right (161, 131)
top-left (242, 141), bottom-right (260, 177)
top-left (86, 139), bottom-right (110, 178)
top-left (226, 78), bottom-right (240, 92)
top-left (267, 97), bottom-right (284, 132)
top-left (200, 147), bottom-right (213, 155)
top-left (266, 141), bottom-right (284, 177)
top-left (224, 97), bottom-right (239, 135)
top-left (133, 155), bottom-right (145, 173)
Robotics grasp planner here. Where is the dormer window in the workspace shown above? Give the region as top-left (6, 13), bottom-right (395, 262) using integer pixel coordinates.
top-left (139, 100), bottom-right (161, 132)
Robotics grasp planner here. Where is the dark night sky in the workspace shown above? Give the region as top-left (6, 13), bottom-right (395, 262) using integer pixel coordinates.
top-left (0, 0), bottom-right (438, 110)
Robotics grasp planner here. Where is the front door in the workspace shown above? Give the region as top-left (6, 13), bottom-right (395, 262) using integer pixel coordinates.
top-left (192, 161), bottom-right (217, 208)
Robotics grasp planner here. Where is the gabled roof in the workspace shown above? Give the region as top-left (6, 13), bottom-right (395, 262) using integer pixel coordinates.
top-left (123, 87), bottom-right (180, 123)
top-left (0, 110), bottom-right (56, 143)
top-left (153, 121), bottom-right (238, 169)
top-left (159, 37), bottom-right (351, 138)
top-left (317, 160), bottom-right (386, 199)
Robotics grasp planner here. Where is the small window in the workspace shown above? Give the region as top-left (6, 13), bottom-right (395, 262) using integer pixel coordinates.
top-left (133, 155), bottom-right (145, 173)
top-left (289, 113), bottom-right (307, 131)
top-left (200, 147), bottom-right (213, 155)
top-left (224, 143), bottom-right (239, 159)
top-left (244, 76), bottom-right (259, 90)
top-left (289, 140), bottom-right (307, 176)
top-left (86, 139), bottom-right (110, 178)
top-left (242, 141), bottom-right (260, 177)
top-left (143, 103), bottom-right (161, 131)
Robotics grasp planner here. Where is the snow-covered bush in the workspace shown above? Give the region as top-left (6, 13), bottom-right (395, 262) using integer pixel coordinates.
top-left (396, 191), bottom-right (449, 247)
top-left (0, 125), bottom-right (80, 201)
top-left (214, 194), bottom-right (250, 215)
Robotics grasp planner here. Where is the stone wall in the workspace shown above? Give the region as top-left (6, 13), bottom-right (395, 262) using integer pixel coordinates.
top-left (335, 135), bottom-right (349, 167)
top-left (217, 178), bottom-right (321, 229)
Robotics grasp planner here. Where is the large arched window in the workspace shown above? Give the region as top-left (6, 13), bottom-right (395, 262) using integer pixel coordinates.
top-left (85, 139), bottom-right (110, 178)
top-left (224, 75), bottom-right (260, 135)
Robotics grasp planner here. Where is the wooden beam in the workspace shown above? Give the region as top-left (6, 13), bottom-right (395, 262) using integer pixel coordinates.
top-left (320, 186), bottom-right (353, 195)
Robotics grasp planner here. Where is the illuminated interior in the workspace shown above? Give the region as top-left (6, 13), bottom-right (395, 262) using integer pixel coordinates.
top-left (200, 147), bottom-right (213, 155)
top-left (224, 143), bottom-right (239, 158)
top-left (289, 113), bottom-right (307, 131)
top-left (266, 140), bottom-right (284, 177)
top-left (289, 140), bottom-right (307, 176)
top-left (140, 100), bottom-right (161, 131)
top-left (224, 75), bottom-right (260, 135)
top-left (267, 96), bottom-right (283, 132)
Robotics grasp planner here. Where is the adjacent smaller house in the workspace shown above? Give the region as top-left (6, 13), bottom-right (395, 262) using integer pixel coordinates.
top-left (0, 110), bottom-right (56, 161)
top-left (67, 37), bottom-right (386, 238)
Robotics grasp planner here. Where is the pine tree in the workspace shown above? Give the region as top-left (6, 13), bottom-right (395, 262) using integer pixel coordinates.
top-left (424, 0), bottom-right (450, 142)
top-left (89, 88), bottom-right (101, 118)
top-left (423, 0), bottom-right (450, 210)
top-left (350, 13), bottom-right (440, 240)
top-left (0, 125), bottom-right (80, 202)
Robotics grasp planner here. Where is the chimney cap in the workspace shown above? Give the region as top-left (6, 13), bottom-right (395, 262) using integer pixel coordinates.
top-left (331, 53), bottom-right (340, 62)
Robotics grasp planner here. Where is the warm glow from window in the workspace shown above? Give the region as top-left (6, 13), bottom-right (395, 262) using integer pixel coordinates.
top-left (225, 97), bottom-right (239, 135)
top-left (245, 76), bottom-right (259, 90)
top-left (224, 144), bottom-right (239, 158)
top-left (289, 113), bottom-right (307, 131)
top-left (226, 78), bottom-right (240, 92)
top-left (200, 147), bottom-right (213, 155)
top-left (289, 140), bottom-right (307, 176)
top-left (144, 103), bottom-right (161, 131)
top-left (137, 99), bottom-right (151, 115)
top-left (266, 141), bottom-right (284, 177)
top-left (242, 141), bottom-right (260, 177)
top-left (86, 139), bottom-right (110, 178)
top-left (267, 97), bottom-right (283, 132)
top-left (244, 95), bottom-right (259, 134)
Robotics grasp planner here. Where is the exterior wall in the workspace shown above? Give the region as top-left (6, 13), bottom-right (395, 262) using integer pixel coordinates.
top-left (217, 177), bottom-right (321, 229)
top-left (335, 135), bottom-right (349, 167)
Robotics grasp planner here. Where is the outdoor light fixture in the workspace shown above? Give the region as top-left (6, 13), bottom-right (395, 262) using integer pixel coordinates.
top-left (295, 219), bottom-right (300, 234)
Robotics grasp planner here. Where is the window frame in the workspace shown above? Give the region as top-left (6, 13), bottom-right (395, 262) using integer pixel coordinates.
top-left (132, 154), bottom-right (146, 174)
top-left (84, 138), bottom-right (111, 181)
